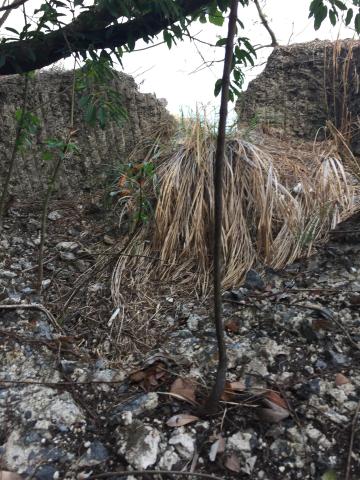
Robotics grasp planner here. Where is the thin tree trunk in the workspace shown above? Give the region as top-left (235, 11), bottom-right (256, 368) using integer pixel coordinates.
top-left (203, 0), bottom-right (239, 414)
top-left (0, 74), bottom-right (29, 227)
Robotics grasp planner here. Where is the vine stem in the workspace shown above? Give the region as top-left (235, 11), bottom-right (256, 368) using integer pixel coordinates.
top-left (37, 61), bottom-right (77, 293)
top-left (203, 0), bottom-right (239, 414)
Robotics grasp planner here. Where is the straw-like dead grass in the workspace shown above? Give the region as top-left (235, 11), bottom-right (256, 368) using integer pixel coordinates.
top-left (109, 117), bottom-right (358, 354)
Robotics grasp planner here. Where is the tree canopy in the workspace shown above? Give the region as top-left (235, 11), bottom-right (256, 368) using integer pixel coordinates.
top-left (0, 0), bottom-right (359, 78)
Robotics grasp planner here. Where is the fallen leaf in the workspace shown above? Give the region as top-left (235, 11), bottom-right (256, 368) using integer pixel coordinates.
top-left (166, 414), bottom-right (199, 427)
top-left (225, 318), bottom-right (240, 333)
top-left (170, 377), bottom-right (197, 404)
top-left (335, 373), bottom-right (350, 386)
top-left (224, 453), bottom-right (241, 472)
top-left (258, 403), bottom-right (290, 423)
top-left (258, 392), bottom-right (290, 423)
top-left (221, 380), bottom-right (246, 401)
top-left (0, 472), bottom-right (23, 480)
top-left (129, 370), bottom-right (146, 383)
top-left (129, 361), bottom-right (167, 389)
top-left (312, 318), bottom-right (332, 331)
top-left (349, 294), bottom-right (360, 306)
top-left (209, 435), bottom-right (225, 462)
top-left (265, 390), bottom-right (288, 410)
top-left (228, 381), bottom-right (246, 392)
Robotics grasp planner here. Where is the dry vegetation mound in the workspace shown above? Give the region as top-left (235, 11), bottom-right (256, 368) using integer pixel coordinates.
top-left (108, 118), bottom-right (360, 352)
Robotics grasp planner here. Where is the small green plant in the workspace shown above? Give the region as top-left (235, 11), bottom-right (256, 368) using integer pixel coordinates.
top-left (112, 160), bottom-right (156, 229)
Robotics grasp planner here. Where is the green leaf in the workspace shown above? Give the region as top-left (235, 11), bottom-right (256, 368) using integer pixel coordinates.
top-left (345, 8), bottom-right (353, 25)
top-left (209, 10), bottom-right (224, 26)
top-left (214, 78), bottom-right (222, 97)
top-left (216, 38), bottom-right (227, 47)
top-left (42, 151), bottom-right (53, 161)
top-left (329, 9), bottom-right (337, 25)
top-left (355, 12), bottom-right (360, 32)
top-left (163, 30), bottom-right (172, 49)
top-left (97, 106), bottom-right (106, 129)
top-left (84, 102), bottom-right (97, 125)
top-left (333, 0), bottom-right (347, 10)
top-left (5, 27), bottom-right (19, 35)
top-left (314, 4), bottom-right (328, 29)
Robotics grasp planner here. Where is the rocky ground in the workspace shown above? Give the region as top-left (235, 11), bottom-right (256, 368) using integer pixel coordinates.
top-left (0, 199), bottom-right (360, 480)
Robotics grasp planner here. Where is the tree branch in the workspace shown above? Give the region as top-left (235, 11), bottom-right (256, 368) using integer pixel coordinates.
top-left (0, 0), bottom-right (212, 75)
top-left (0, 0), bottom-right (29, 12)
top-left (253, 0), bottom-right (278, 47)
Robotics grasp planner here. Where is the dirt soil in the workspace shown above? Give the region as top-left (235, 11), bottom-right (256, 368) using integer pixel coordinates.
top-left (0, 198), bottom-right (359, 480)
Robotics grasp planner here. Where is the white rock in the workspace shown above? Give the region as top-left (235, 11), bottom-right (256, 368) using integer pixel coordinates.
top-left (48, 210), bottom-right (63, 221)
top-left (158, 448), bottom-right (180, 469)
top-left (187, 314), bottom-right (201, 331)
top-left (169, 432), bottom-right (195, 460)
top-left (227, 431), bottom-right (253, 453)
top-left (60, 251), bottom-right (76, 261)
top-left (117, 422), bottom-right (160, 470)
top-left (56, 241), bottom-right (79, 251)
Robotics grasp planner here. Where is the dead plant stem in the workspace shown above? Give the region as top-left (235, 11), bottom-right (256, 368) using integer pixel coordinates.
top-left (90, 471), bottom-right (223, 480)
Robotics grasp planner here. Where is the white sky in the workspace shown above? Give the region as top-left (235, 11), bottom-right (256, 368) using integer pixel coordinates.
top-left (1, 0), bottom-right (357, 115)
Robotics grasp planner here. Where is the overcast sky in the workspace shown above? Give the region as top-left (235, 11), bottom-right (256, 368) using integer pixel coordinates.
top-left (1, 0), bottom-right (357, 115)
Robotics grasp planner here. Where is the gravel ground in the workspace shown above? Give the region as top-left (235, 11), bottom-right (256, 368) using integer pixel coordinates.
top-left (0, 200), bottom-right (359, 480)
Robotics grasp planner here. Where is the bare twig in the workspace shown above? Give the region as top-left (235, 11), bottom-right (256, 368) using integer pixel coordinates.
top-left (253, 0), bottom-right (278, 47)
top-left (90, 471), bottom-right (223, 480)
top-left (345, 401), bottom-right (360, 480)
top-left (0, 303), bottom-right (64, 333)
top-left (0, 0), bottom-right (29, 12)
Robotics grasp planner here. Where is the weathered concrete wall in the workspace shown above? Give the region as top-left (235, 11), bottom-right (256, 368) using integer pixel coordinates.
top-left (0, 69), bottom-right (174, 198)
top-left (237, 39), bottom-right (360, 152)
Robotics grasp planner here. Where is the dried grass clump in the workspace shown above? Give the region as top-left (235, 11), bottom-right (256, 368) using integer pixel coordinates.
top-left (109, 117), bottom-right (358, 354)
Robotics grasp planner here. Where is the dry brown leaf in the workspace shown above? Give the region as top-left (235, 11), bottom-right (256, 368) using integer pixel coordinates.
top-left (130, 370), bottom-right (146, 383)
top-left (265, 390), bottom-right (288, 410)
top-left (335, 373), bottom-right (350, 386)
top-left (166, 413), bottom-right (199, 427)
top-left (258, 402), bottom-right (290, 423)
top-left (170, 377), bottom-right (197, 404)
top-left (225, 318), bottom-right (240, 333)
top-left (228, 381), bottom-right (246, 392)
top-left (312, 318), bottom-right (332, 331)
top-left (0, 472), bottom-right (23, 480)
top-left (225, 453), bottom-right (241, 472)
top-left (130, 361), bottom-right (167, 389)
top-left (349, 294), bottom-right (360, 305)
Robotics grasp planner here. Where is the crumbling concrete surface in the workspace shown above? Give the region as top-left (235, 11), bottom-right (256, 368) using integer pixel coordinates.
top-left (0, 69), bottom-right (173, 198)
top-left (237, 39), bottom-right (360, 153)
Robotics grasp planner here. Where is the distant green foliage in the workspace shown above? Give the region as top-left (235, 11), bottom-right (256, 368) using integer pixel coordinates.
top-left (76, 55), bottom-right (127, 129)
top-left (309, 0), bottom-right (360, 30)
top-left (15, 109), bottom-right (40, 151)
